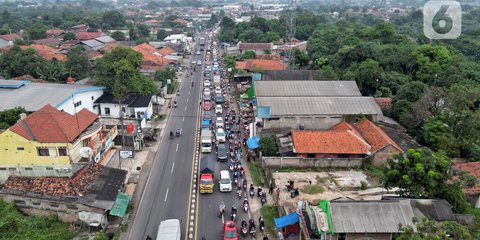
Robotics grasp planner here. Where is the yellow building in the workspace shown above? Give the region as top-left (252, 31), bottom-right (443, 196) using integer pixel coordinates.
top-left (0, 105), bottom-right (117, 183)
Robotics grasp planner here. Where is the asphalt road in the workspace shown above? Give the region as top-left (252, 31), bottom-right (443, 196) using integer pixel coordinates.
top-left (128, 41), bottom-right (205, 240)
top-left (196, 37), bottom-right (252, 240)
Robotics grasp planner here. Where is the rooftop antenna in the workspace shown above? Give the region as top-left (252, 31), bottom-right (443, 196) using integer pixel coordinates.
top-left (285, 0), bottom-right (296, 70)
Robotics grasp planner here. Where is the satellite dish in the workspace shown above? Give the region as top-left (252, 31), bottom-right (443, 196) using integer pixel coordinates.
top-left (79, 147), bottom-right (94, 158)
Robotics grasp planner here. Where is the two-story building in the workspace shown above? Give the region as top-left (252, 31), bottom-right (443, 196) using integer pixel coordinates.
top-left (0, 105), bottom-right (117, 183)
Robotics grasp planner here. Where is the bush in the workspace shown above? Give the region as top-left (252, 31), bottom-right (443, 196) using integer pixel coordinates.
top-left (360, 181), bottom-right (368, 190)
top-left (259, 135), bottom-right (277, 157)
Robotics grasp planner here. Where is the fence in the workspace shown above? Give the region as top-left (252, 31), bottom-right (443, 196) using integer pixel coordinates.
top-left (262, 157), bottom-right (364, 169)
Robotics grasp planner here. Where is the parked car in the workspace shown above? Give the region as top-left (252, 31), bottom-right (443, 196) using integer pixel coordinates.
top-left (204, 111), bottom-right (212, 120)
top-left (203, 101), bottom-right (211, 111)
top-left (205, 80), bottom-right (211, 87)
top-left (215, 105), bottom-right (223, 114)
top-left (197, 60), bottom-right (202, 65)
top-left (217, 143), bottom-right (227, 161)
top-left (222, 221), bottom-right (238, 240)
top-left (216, 117), bottom-right (224, 128)
top-left (215, 94), bottom-right (223, 104)
top-left (215, 87), bottom-right (222, 95)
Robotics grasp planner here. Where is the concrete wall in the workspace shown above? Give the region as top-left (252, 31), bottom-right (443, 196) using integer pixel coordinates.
top-left (264, 116), bottom-right (344, 130)
top-left (262, 157), bottom-right (364, 168)
top-left (56, 89), bottom-right (104, 115)
top-left (332, 233), bottom-right (393, 240)
top-left (372, 145), bottom-right (402, 167)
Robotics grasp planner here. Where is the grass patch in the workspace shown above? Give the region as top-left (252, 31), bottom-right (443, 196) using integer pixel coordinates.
top-left (0, 199), bottom-right (76, 240)
top-left (248, 161), bottom-right (265, 186)
top-left (302, 184), bottom-right (324, 194)
top-left (363, 163), bottom-right (385, 179)
top-left (260, 205), bottom-right (279, 236)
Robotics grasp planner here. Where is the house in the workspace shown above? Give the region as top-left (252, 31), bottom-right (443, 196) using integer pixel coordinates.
top-left (75, 31), bottom-right (105, 41)
top-left (262, 70), bottom-right (320, 81)
top-left (0, 33), bottom-right (21, 48)
top-left (254, 81), bottom-right (383, 130)
top-left (0, 80), bottom-right (105, 114)
top-left (163, 34), bottom-right (188, 44)
top-left (291, 130), bottom-right (371, 158)
top-left (46, 29), bottom-right (65, 37)
top-left (71, 24), bottom-right (88, 32)
top-left (0, 162), bottom-right (127, 226)
top-left (174, 18), bottom-right (192, 27)
top-left (132, 43), bottom-right (174, 71)
top-left (453, 162), bottom-right (480, 208)
top-left (32, 38), bottom-right (62, 47)
top-left (19, 44), bottom-right (67, 61)
top-left (94, 92), bottom-right (154, 120)
top-left (235, 59), bottom-right (287, 71)
top-left (275, 38), bottom-right (308, 54)
top-left (237, 42), bottom-right (273, 54)
top-left (0, 105), bottom-right (118, 183)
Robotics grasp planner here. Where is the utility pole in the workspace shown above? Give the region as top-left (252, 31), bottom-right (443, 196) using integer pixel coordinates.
top-left (285, 0), bottom-right (296, 70)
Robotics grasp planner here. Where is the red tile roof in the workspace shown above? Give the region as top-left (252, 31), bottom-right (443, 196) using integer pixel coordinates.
top-left (1, 33), bottom-right (21, 41)
top-left (10, 105), bottom-right (97, 143)
top-left (331, 121), bottom-right (362, 137)
top-left (354, 119), bottom-right (402, 153)
top-left (157, 46), bottom-right (176, 56)
top-left (235, 61), bottom-right (248, 70)
top-left (46, 29), bottom-right (65, 36)
top-left (75, 31), bottom-right (103, 41)
top-left (132, 43), bottom-right (157, 55)
top-left (374, 97), bottom-right (393, 111)
top-left (32, 38), bottom-right (62, 46)
top-left (133, 43), bottom-right (173, 65)
top-left (238, 43), bottom-right (273, 50)
top-left (3, 163), bottom-right (103, 197)
top-left (174, 18), bottom-right (189, 24)
top-left (291, 130), bottom-right (371, 155)
top-left (20, 44), bottom-right (66, 61)
top-left (454, 162), bottom-right (480, 195)
top-left (236, 59), bottom-right (287, 71)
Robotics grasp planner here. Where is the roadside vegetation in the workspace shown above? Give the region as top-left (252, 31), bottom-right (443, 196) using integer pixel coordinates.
top-left (248, 161), bottom-right (266, 186)
top-left (260, 205), bottom-right (279, 237)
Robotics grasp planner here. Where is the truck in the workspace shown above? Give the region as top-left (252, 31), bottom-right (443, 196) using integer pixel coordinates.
top-left (200, 155), bottom-right (216, 193)
top-left (156, 219), bottom-right (181, 240)
top-left (199, 37), bottom-right (206, 47)
top-left (201, 128), bottom-right (213, 153)
top-left (213, 75), bottom-right (221, 85)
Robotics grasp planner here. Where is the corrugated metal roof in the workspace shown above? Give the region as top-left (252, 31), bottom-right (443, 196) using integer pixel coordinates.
top-left (254, 81), bottom-right (361, 97)
top-left (256, 97), bottom-right (382, 116)
top-left (330, 200), bottom-right (416, 233)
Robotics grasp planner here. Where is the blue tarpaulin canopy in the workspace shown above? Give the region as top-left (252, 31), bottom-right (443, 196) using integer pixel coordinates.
top-left (275, 212), bottom-right (299, 229)
top-left (247, 135), bottom-right (260, 149)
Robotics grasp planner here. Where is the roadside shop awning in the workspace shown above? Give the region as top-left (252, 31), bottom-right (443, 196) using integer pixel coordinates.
top-left (275, 212), bottom-right (299, 229)
top-left (110, 192), bottom-right (131, 218)
top-left (247, 135), bottom-right (260, 149)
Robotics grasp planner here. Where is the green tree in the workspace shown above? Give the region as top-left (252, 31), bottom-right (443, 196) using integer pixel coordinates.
top-left (94, 47), bottom-right (157, 99)
top-left (354, 58), bottom-right (384, 95)
top-left (154, 67), bottom-right (176, 86)
top-left (0, 45), bottom-right (46, 79)
top-left (242, 51), bottom-right (256, 60)
top-left (66, 46), bottom-right (90, 80)
top-left (259, 135), bottom-right (277, 157)
top-left (101, 10), bottom-right (126, 29)
top-left (63, 32), bottom-right (76, 40)
top-left (423, 118), bottom-right (459, 156)
top-left (156, 29), bottom-right (168, 41)
top-left (28, 22), bottom-right (47, 40)
top-left (110, 31), bottom-right (125, 41)
top-left (412, 44), bottom-right (452, 84)
top-left (0, 107), bottom-right (26, 129)
top-left (36, 59), bottom-right (66, 83)
top-left (397, 218), bottom-right (473, 240)
top-left (137, 24), bottom-right (151, 39)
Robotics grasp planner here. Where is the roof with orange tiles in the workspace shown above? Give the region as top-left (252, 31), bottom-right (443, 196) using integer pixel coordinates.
top-left (157, 46), bottom-right (176, 56)
top-left (75, 31), bottom-right (103, 41)
top-left (142, 54), bottom-right (173, 65)
top-left (291, 130), bottom-right (371, 155)
top-left (174, 18), bottom-right (189, 24)
top-left (354, 119), bottom-right (403, 153)
top-left (0, 33), bottom-right (21, 41)
top-left (453, 162), bottom-right (480, 195)
top-left (374, 97), bottom-right (393, 110)
top-left (20, 44), bottom-right (66, 61)
top-left (132, 43), bottom-right (157, 55)
top-left (238, 42), bottom-right (273, 50)
top-left (236, 59), bottom-right (287, 71)
top-left (9, 104), bottom-right (98, 143)
top-left (235, 61), bottom-right (248, 70)
top-left (46, 29), bottom-right (65, 35)
top-left (331, 121), bottom-right (363, 137)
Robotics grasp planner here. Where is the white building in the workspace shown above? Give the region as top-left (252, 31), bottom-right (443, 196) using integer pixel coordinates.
top-left (94, 93), bottom-right (154, 122)
top-left (0, 80), bottom-right (105, 115)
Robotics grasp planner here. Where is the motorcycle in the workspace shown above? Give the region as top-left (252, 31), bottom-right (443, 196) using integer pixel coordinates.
top-left (169, 131), bottom-right (174, 139)
top-left (229, 163), bottom-right (234, 172)
top-left (231, 212), bottom-right (236, 222)
top-left (261, 195), bottom-right (267, 205)
top-left (249, 188), bottom-right (255, 198)
top-left (241, 225), bottom-right (248, 237)
top-left (259, 219), bottom-right (265, 232)
top-left (291, 188), bottom-right (300, 198)
top-left (243, 203), bottom-right (249, 212)
top-left (174, 103), bottom-right (177, 108)
top-left (242, 180), bottom-right (247, 191)
top-left (219, 208), bottom-right (224, 218)
top-left (237, 189), bottom-right (242, 199)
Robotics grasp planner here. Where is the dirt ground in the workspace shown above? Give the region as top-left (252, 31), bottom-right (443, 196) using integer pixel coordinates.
top-left (272, 171), bottom-right (399, 211)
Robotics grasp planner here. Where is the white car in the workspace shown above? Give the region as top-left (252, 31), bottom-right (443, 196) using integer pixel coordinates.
top-left (204, 88), bottom-right (211, 94)
top-left (216, 117), bottom-right (224, 128)
top-left (216, 128), bottom-right (226, 142)
top-left (204, 80), bottom-right (211, 87)
top-left (215, 87), bottom-right (221, 95)
top-left (215, 105), bottom-right (223, 114)
top-left (197, 60), bottom-right (202, 66)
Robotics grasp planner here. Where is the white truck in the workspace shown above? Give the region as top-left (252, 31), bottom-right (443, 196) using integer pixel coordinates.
top-left (201, 128), bottom-right (213, 153)
top-left (156, 219), bottom-right (181, 240)
top-left (213, 75), bottom-right (221, 85)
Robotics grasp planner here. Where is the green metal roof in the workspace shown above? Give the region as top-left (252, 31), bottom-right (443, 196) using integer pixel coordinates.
top-left (110, 192), bottom-right (131, 218)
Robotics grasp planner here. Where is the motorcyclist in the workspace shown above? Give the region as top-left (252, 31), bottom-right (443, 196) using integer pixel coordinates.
top-left (231, 205), bottom-right (237, 215)
top-left (250, 184), bottom-right (254, 191)
top-left (241, 219), bottom-right (248, 229)
top-left (249, 219), bottom-right (256, 231)
top-left (243, 198), bottom-right (249, 206)
top-left (257, 186), bottom-right (263, 196)
top-left (259, 216), bottom-right (265, 229)
top-left (170, 131), bottom-right (173, 137)
top-left (191, 81), bottom-right (194, 87)
top-left (219, 202), bottom-right (225, 212)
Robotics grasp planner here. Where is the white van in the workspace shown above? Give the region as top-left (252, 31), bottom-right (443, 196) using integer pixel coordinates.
top-left (219, 170), bottom-right (232, 192)
top-left (156, 219), bottom-right (181, 240)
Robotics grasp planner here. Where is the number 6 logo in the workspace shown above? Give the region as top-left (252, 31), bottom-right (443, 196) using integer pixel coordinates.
top-left (423, 0), bottom-right (462, 39)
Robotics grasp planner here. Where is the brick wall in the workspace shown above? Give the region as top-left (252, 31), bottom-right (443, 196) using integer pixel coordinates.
top-left (262, 157), bottom-right (364, 168)
top-left (372, 145), bottom-right (402, 167)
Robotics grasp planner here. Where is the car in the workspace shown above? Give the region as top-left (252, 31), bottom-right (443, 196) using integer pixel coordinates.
top-left (196, 50), bottom-right (201, 55)
top-left (215, 94), bottom-right (223, 104)
top-left (203, 101), bottom-right (211, 111)
top-left (217, 143), bottom-right (227, 161)
top-left (204, 80), bottom-right (211, 87)
top-left (215, 88), bottom-right (222, 95)
top-left (216, 128), bottom-right (226, 142)
top-left (197, 60), bottom-right (202, 66)
top-left (204, 88), bottom-right (211, 95)
top-left (216, 117), bottom-right (224, 128)
top-left (215, 105), bottom-right (223, 114)
top-left (204, 111), bottom-right (212, 120)
top-left (222, 221), bottom-right (238, 240)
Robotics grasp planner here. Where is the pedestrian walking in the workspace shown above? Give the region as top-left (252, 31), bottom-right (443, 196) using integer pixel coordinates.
top-left (275, 188), bottom-right (280, 204)
top-left (269, 182), bottom-right (274, 194)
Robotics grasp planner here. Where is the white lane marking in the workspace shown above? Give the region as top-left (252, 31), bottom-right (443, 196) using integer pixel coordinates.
top-left (164, 188), bottom-right (169, 202)
top-left (189, 90), bottom-right (191, 95)
top-left (187, 98), bottom-right (189, 103)
top-left (185, 106), bottom-right (188, 111)
top-left (176, 143), bottom-right (179, 152)
top-left (183, 116), bottom-right (185, 122)
top-left (171, 162), bottom-right (175, 173)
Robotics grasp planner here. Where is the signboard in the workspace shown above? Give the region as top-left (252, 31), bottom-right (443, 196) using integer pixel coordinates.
top-left (120, 150), bottom-right (133, 159)
top-left (167, 79), bottom-right (171, 84)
